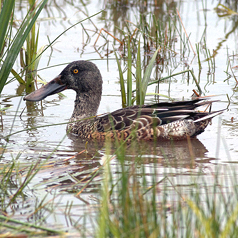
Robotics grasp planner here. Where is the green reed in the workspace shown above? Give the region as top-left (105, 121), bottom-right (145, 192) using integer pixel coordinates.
top-left (0, 0), bottom-right (48, 94)
top-left (0, 5), bottom-right (104, 235)
top-left (96, 137), bottom-right (238, 237)
top-left (0, 124), bottom-right (67, 235)
top-left (115, 38), bottom-right (161, 107)
top-left (19, 0), bottom-right (44, 93)
top-left (112, 9), bottom-right (204, 107)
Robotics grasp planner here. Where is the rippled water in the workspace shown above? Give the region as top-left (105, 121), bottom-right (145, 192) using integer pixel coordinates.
top-left (1, 0), bottom-right (238, 233)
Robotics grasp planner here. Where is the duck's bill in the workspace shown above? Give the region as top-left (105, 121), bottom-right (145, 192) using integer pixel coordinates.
top-left (23, 75), bottom-right (67, 102)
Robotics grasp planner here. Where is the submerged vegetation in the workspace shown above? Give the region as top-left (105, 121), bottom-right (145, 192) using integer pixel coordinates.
top-left (0, 0), bottom-right (237, 236)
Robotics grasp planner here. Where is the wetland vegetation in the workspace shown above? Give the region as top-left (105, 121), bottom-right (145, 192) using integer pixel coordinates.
top-left (0, 0), bottom-right (238, 237)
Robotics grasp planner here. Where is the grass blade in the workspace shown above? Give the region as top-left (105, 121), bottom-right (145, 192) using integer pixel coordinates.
top-left (10, 68), bottom-right (25, 85)
top-left (221, 202), bottom-right (238, 238)
top-left (127, 38), bottom-right (132, 106)
top-left (141, 47), bottom-right (160, 104)
top-left (0, 0), bottom-right (15, 53)
top-left (136, 39), bottom-right (142, 105)
top-left (115, 52), bottom-right (126, 108)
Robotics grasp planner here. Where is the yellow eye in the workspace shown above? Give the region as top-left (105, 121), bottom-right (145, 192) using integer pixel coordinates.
top-left (73, 69), bottom-right (79, 74)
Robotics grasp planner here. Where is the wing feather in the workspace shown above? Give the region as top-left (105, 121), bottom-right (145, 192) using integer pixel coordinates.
top-left (96, 99), bottom-right (220, 133)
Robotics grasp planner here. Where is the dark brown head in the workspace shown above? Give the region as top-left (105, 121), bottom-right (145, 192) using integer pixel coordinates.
top-left (24, 60), bottom-right (103, 102)
top-left (24, 60), bottom-right (103, 121)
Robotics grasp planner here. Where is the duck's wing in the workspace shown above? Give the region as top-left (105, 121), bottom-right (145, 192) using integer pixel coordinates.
top-left (96, 99), bottom-right (214, 132)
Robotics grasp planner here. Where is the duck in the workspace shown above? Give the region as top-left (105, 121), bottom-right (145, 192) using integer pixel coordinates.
top-left (24, 60), bottom-right (223, 141)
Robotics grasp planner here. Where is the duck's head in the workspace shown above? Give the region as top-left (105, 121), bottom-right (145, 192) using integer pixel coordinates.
top-left (24, 60), bottom-right (103, 102)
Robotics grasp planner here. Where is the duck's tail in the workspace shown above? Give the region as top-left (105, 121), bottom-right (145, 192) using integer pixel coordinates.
top-left (194, 109), bottom-right (225, 123)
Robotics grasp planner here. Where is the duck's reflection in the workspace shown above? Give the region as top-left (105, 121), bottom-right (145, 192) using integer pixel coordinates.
top-left (69, 135), bottom-right (213, 167)
top-left (137, 138), bottom-right (213, 169)
top-left (40, 135), bottom-right (213, 192)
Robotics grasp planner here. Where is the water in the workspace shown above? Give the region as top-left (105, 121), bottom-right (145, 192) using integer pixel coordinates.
top-left (1, 0), bottom-right (238, 233)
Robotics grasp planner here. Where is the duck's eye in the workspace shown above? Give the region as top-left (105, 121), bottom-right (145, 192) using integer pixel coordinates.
top-left (73, 69), bottom-right (79, 74)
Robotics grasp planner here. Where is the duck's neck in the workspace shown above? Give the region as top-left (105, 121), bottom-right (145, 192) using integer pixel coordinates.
top-left (70, 92), bottom-right (101, 122)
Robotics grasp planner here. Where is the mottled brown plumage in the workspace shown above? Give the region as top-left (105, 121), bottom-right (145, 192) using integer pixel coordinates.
top-left (24, 60), bottom-right (224, 141)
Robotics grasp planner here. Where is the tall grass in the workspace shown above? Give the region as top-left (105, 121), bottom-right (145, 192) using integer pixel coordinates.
top-left (0, 2), bottom-right (105, 235)
top-left (96, 139), bottom-right (238, 237)
top-left (111, 8), bottom-right (203, 107)
top-left (115, 39), bottom-right (161, 107)
top-left (0, 0), bottom-right (48, 94)
top-left (20, 0), bottom-right (44, 93)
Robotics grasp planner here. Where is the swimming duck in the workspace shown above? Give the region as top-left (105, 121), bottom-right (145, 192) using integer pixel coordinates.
top-left (24, 60), bottom-right (223, 141)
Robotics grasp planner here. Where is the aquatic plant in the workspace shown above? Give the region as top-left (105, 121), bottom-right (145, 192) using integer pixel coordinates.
top-left (0, 0), bottom-right (48, 94)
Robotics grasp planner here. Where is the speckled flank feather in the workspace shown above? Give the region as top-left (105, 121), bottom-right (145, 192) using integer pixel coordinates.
top-left (67, 99), bottom-right (222, 141)
top-left (24, 60), bottom-right (224, 141)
